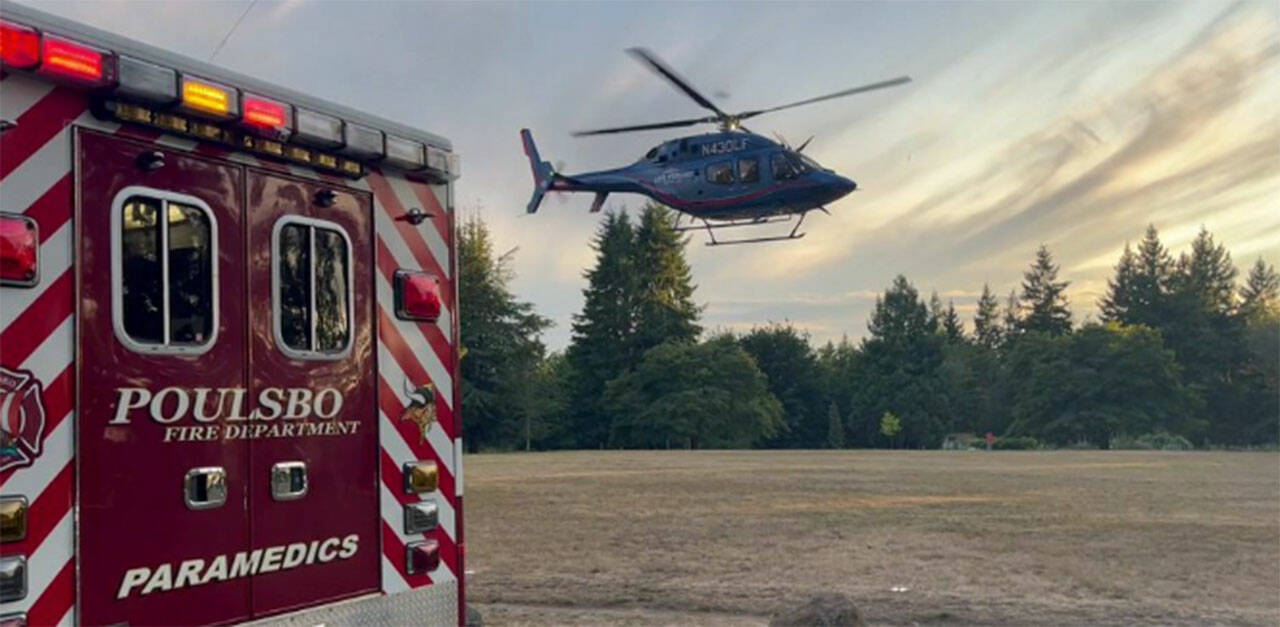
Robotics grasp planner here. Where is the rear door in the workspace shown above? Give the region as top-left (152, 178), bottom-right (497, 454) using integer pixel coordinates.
top-left (77, 130), bottom-right (251, 625)
top-left (244, 171), bottom-right (380, 615)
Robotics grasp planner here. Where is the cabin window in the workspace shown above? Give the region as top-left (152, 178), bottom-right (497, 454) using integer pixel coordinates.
top-left (273, 216), bottom-right (352, 359)
top-left (113, 188), bottom-right (218, 354)
top-left (771, 153), bottom-right (798, 180)
top-left (738, 158), bottom-right (759, 183)
top-left (707, 161), bottom-right (734, 184)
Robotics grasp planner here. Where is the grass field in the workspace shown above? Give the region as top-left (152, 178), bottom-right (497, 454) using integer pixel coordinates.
top-left (464, 450), bottom-right (1280, 625)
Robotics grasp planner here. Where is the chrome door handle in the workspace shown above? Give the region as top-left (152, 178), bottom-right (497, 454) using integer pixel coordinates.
top-left (271, 461), bottom-right (308, 501)
top-left (184, 467), bottom-right (227, 510)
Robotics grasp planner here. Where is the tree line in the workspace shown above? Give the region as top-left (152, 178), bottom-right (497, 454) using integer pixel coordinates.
top-left (459, 206), bottom-right (1279, 452)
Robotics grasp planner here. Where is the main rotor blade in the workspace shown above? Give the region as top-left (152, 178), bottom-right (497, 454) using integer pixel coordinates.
top-left (572, 115), bottom-right (715, 137)
top-left (737, 76), bottom-right (911, 120)
top-left (626, 47), bottom-right (729, 119)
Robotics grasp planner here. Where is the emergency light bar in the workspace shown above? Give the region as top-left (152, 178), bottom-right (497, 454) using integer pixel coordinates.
top-left (0, 15), bottom-right (460, 181)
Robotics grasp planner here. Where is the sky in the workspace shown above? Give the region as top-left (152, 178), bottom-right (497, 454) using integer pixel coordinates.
top-left (26, 0), bottom-right (1280, 349)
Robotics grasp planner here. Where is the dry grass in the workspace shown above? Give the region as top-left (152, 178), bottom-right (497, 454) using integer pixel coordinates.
top-left (464, 450), bottom-right (1280, 625)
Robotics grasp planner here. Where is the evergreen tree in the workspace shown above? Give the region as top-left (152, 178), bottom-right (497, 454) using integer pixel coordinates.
top-left (739, 324), bottom-right (825, 448)
top-left (605, 335), bottom-right (782, 449)
top-left (974, 283), bottom-right (1003, 349)
top-left (928, 291), bottom-right (945, 335)
top-left (1102, 225), bottom-right (1176, 328)
top-left (1018, 245), bottom-right (1072, 336)
top-left (851, 276), bottom-right (948, 448)
top-left (942, 299), bottom-right (965, 342)
top-left (565, 211), bottom-right (637, 447)
top-left (1100, 242), bottom-right (1138, 323)
top-left (632, 204), bottom-right (701, 354)
top-left (816, 337), bottom-right (860, 442)
top-left (1166, 228), bottom-right (1243, 443)
top-left (826, 402), bottom-right (845, 449)
top-left (1239, 258), bottom-right (1280, 323)
top-left (458, 214), bottom-right (553, 451)
top-left (1002, 289), bottom-right (1021, 342)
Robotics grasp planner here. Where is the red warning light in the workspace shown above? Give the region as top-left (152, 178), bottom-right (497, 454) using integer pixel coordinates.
top-left (0, 213), bottom-right (39, 287)
top-left (38, 34), bottom-right (114, 86)
top-left (0, 20), bottom-right (41, 69)
top-left (394, 270), bottom-right (442, 322)
top-left (241, 94), bottom-right (291, 134)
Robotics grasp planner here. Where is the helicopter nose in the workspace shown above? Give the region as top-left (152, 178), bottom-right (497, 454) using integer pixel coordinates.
top-left (830, 174), bottom-right (857, 198)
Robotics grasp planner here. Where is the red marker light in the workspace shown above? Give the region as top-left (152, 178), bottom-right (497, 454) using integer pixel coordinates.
top-left (38, 34), bottom-right (114, 86)
top-left (0, 213), bottom-right (39, 287)
top-left (241, 94), bottom-right (292, 136)
top-left (0, 20), bottom-right (40, 69)
top-left (394, 270), bottom-right (442, 322)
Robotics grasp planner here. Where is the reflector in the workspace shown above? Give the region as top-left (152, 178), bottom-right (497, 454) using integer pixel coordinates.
top-left (405, 540), bottom-right (440, 575)
top-left (38, 34), bottom-right (115, 87)
top-left (179, 75), bottom-right (239, 120)
top-left (0, 213), bottom-right (38, 287)
top-left (0, 20), bottom-right (40, 70)
top-left (385, 135), bottom-right (426, 170)
top-left (394, 270), bottom-right (442, 322)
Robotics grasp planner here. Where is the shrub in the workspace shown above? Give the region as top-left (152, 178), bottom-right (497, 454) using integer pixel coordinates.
top-left (1110, 431), bottom-right (1196, 451)
top-left (1136, 432), bottom-right (1194, 451)
top-left (993, 436), bottom-right (1040, 450)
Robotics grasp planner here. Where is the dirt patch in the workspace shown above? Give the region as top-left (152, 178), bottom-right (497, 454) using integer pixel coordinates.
top-left (465, 450), bottom-right (1280, 625)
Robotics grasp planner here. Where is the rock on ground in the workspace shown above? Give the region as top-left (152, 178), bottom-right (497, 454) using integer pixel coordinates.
top-left (770, 592), bottom-right (865, 627)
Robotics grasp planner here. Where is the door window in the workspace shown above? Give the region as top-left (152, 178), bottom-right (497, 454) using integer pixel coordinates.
top-left (113, 187), bottom-right (217, 353)
top-left (707, 161), bottom-right (734, 184)
top-left (272, 216), bottom-right (352, 359)
top-left (738, 158), bottom-right (760, 183)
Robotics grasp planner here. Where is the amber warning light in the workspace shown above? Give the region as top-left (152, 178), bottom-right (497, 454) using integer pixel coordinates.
top-left (180, 76), bottom-right (239, 121)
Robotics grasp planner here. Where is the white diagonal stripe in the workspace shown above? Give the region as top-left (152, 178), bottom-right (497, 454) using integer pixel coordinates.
top-left (379, 407), bottom-right (455, 485)
top-left (383, 176), bottom-right (450, 277)
top-left (22, 316), bottom-right (73, 385)
top-left (0, 413), bottom-right (70, 498)
top-left (0, 74), bottom-right (55, 119)
top-left (373, 201), bottom-right (452, 280)
top-left (0, 125), bottom-right (73, 210)
top-left (7, 509), bottom-right (73, 613)
top-left (0, 222), bottom-right (70, 330)
top-left (376, 331), bottom-right (452, 415)
top-left (381, 555), bottom-right (409, 594)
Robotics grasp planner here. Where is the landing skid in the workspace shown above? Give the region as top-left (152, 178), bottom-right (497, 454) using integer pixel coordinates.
top-left (674, 212), bottom-right (811, 246)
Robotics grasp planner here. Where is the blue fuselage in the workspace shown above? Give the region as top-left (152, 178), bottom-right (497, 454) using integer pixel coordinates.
top-left (555, 132), bottom-right (856, 220)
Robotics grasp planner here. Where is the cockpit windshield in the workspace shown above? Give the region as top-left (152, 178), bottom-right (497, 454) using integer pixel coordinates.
top-left (796, 153), bottom-right (823, 172)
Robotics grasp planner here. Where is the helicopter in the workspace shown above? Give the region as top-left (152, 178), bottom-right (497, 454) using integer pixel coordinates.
top-left (521, 47), bottom-right (910, 245)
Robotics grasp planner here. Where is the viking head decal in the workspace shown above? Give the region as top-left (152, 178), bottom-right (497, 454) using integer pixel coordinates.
top-left (0, 367), bottom-right (47, 472)
top-left (401, 378), bottom-right (437, 443)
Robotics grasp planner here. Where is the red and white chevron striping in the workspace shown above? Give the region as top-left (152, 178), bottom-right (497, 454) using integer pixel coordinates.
top-left (0, 72), bottom-right (461, 622)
